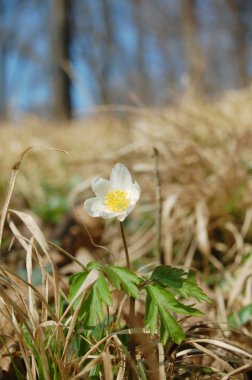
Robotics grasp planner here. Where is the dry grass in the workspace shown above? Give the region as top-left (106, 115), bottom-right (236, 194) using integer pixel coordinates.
top-left (1, 86), bottom-right (252, 377)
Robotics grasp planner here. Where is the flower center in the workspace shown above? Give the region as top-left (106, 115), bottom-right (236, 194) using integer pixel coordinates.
top-left (104, 189), bottom-right (130, 212)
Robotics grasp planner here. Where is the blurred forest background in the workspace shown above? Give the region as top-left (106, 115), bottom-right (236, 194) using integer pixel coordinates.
top-left (1, 0), bottom-right (252, 121)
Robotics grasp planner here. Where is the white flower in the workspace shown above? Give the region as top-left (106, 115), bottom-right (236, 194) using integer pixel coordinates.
top-left (84, 163), bottom-right (141, 222)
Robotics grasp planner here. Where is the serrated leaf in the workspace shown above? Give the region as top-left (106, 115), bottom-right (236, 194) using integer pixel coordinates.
top-left (179, 280), bottom-right (211, 303)
top-left (145, 291), bottom-right (158, 335)
top-left (147, 284), bottom-right (202, 316)
top-left (151, 265), bottom-right (186, 288)
top-left (69, 271), bottom-right (89, 309)
top-left (103, 266), bottom-right (121, 289)
top-left (160, 315), bottom-right (169, 345)
top-left (69, 271), bottom-right (113, 327)
top-left (103, 265), bottom-right (141, 298)
top-left (145, 284), bottom-right (201, 345)
top-left (159, 307), bottom-right (185, 344)
top-left (96, 274), bottom-right (112, 306)
top-left (82, 275), bottom-right (112, 326)
top-left (82, 285), bottom-right (104, 326)
top-left (151, 265), bottom-right (211, 303)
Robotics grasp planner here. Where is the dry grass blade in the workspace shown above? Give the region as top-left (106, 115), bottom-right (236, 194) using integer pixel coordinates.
top-left (113, 335), bottom-right (126, 380)
top-left (188, 338), bottom-right (252, 359)
top-left (73, 355), bottom-right (102, 379)
top-left (26, 237), bottom-right (39, 327)
top-left (0, 146), bottom-right (35, 248)
top-left (0, 145), bottom-right (68, 248)
top-left (7, 216), bottom-right (30, 251)
top-left (9, 209), bottom-right (49, 253)
top-left (78, 335), bottom-right (111, 367)
top-left (221, 363), bottom-right (252, 380)
top-left (0, 265), bottom-right (57, 330)
top-left (48, 241), bottom-right (86, 271)
top-left (55, 356), bottom-right (70, 380)
top-left (116, 360), bottom-right (126, 380)
top-left (61, 268), bottom-right (100, 322)
top-left (158, 343), bottom-right (166, 380)
top-left (189, 341), bottom-right (234, 373)
top-left (9, 208), bottom-right (62, 319)
top-left (195, 200), bottom-right (210, 257)
top-left (0, 286), bottom-right (27, 325)
top-left (101, 351), bottom-right (113, 380)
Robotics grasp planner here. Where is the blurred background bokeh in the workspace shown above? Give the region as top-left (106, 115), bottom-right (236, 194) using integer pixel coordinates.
top-left (1, 0), bottom-right (252, 121)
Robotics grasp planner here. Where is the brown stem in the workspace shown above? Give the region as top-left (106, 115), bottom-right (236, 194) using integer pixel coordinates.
top-left (119, 222), bottom-right (135, 315)
top-left (119, 221), bottom-right (136, 372)
top-left (120, 221), bottom-right (131, 270)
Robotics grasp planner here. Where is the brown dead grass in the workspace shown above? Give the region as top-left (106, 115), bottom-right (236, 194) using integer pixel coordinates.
top-left (1, 86), bottom-right (252, 377)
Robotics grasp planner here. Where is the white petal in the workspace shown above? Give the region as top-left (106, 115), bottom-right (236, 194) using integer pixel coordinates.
top-left (84, 197), bottom-right (118, 219)
top-left (117, 213), bottom-right (128, 222)
top-left (91, 178), bottom-right (111, 199)
top-left (110, 163), bottom-right (132, 191)
top-left (129, 181), bottom-right (141, 202)
top-left (99, 210), bottom-right (117, 219)
top-left (84, 197), bottom-right (105, 217)
top-left (117, 203), bottom-right (136, 222)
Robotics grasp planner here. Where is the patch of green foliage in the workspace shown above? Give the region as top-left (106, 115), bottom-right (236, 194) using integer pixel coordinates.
top-left (68, 263), bottom-right (210, 356)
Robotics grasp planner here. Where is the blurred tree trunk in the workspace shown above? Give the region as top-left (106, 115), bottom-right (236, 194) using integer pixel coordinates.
top-left (181, 0), bottom-right (206, 96)
top-left (96, 0), bottom-right (116, 104)
top-left (225, 0), bottom-right (249, 88)
top-left (99, 0), bottom-right (113, 104)
top-left (131, 0), bottom-right (150, 104)
top-left (51, 0), bottom-right (72, 120)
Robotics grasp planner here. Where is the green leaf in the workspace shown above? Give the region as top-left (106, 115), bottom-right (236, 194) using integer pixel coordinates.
top-left (81, 274), bottom-right (112, 326)
top-left (69, 271), bottom-right (113, 327)
top-left (179, 280), bottom-right (211, 303)
top-left (151, 265), bottom-right (211, 303)
top-left (147, 284), bottom-right (202, 316)
top-left (138, 361), bottom-right (148, 380)
top-left (95, 274), bottom-right (113, 307)
top-left (83, 285), bottom-right (104, 326)
top-left (228, 304), bottom-right (252, 329)
top-left (160, 315), bottom-right (169, 346)
top-left (87, 262), bottom-right (101, 271)
top-left (151, 265), bottom-right (186, 288)
top-left (159, 307), bottom-right (185, 344)
top-left (144, 291), bottom-right (158, 335)
top-left (69, 271), bottom-right (89, 309)
top-left (103, 265), bottom-right (141, 298)
top-left (145, 284), bottom-right (201, 345)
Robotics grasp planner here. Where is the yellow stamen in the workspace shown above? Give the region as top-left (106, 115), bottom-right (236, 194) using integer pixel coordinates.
top-left (104, 189), bottom-right (130, 212)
